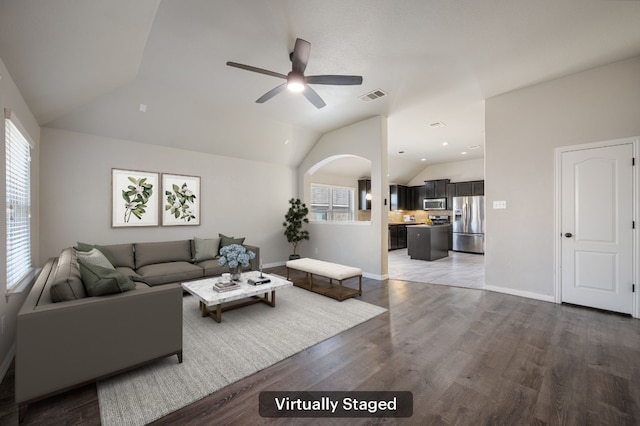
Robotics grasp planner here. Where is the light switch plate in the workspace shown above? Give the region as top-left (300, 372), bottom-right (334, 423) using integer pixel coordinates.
top-left (493, 200), bottom-right (507, 209)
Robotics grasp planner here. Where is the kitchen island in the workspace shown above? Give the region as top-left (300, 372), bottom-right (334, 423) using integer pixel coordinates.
top-left (407, 224), bottom-right (449, 261)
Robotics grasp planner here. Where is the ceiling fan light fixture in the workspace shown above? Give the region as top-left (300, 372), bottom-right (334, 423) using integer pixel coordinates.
top-left (287, 72), bottom-right (305, 92)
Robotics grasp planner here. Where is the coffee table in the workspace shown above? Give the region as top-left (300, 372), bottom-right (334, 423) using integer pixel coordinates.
top-left (182, 271), bottom-right (293, 323)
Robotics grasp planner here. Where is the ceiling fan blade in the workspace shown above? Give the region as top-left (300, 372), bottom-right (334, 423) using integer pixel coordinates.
top-left (302, 85), bottom-right (326, 109)
top-left (226, 62), bottom-right (287, 79)
top-left (305, 75), bottom-right (363, 85)
top-left (256, 83), bottom-right (287, 103)
top-left (291, 38), bottom-right (311, 74)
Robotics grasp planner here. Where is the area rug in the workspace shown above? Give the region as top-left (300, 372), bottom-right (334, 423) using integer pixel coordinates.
top-left (97, 284), bottom-right (387, 426)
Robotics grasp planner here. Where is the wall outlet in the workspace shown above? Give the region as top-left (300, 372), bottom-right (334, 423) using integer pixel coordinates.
top-left (314, 247), bottom-right (318, 254)
top-left (493, 200), bottom-right (507, 209)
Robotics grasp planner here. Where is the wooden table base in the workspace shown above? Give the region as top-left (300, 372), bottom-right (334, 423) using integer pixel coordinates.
top-left (199, 291), bottom-right (276, 323)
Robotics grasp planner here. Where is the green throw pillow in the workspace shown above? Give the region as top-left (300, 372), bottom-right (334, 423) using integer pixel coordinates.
top-left (77, 242), bottom-right (117, 266)
top-left (78, 259), bottom-right (136, 297)
top-left (75, 247), bottom-right (115, 270)
top-left (193, 237), bottom-right (220, 261)
top-left (218, 233), bottom-right (245, 249)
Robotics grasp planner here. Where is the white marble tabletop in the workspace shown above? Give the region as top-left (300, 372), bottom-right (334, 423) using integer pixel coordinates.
top-left (182, 271), bottom-right (292, 307)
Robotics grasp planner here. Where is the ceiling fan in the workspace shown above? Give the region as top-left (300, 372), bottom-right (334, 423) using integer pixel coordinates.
top-left (226, 38), bottom-right (363, 109)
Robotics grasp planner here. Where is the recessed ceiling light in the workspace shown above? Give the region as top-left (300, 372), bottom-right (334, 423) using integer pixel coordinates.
top-left (461, 151), bottom-right (468, 155)
top-left (468, 145), bottom-right (480, 150)
top-left (421, 158), bottom-right (426, 161)
top-left (430, 121), bottom-right (446, 128)
top-left (441, 141), bottom-right (449, 146)
top-left (284, 139), bottom-right (289, 145)
top-left (398, 151), bottom-right (404, 154)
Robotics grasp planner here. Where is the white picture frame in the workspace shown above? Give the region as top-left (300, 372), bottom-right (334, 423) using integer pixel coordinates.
top-left (162, 173), bottom-right (201, 226)
top-left (111, 169), bottom-right (159, 227)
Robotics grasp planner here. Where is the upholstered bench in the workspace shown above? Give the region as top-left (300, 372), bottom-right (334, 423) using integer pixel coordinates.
top-left (285, 258), bottom-right (362, 301)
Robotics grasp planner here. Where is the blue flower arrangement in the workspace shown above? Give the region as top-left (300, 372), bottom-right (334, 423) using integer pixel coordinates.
top-left (218, 244), bottom-right (256, 269)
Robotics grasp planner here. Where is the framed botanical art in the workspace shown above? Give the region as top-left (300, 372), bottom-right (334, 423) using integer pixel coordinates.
top-left (162, 173), bottom-right (201, 226)
top-left (111, 169), bottom-right (159, 227)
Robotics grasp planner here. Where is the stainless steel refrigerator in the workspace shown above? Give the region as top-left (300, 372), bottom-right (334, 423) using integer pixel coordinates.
top-left (452, 196), bottom-right (485, 254)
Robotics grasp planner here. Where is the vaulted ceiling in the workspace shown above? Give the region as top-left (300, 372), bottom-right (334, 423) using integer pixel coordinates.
top-left (1, 1), bottom-right (639, 182)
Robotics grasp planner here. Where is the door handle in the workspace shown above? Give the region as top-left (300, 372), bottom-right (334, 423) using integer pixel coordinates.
top-left (564, 233), bottom-right (573, 238)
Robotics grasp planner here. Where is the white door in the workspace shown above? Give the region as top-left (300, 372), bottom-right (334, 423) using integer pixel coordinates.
top-left (561, 143), bottom-right (634, 314)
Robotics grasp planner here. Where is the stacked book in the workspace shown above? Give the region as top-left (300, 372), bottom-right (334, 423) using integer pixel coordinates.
top-left (213, 281), bottom-right (240, 292)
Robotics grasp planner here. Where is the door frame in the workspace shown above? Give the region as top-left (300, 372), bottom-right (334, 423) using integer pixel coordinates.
top-left (554, 137), bottom-right (639, 319)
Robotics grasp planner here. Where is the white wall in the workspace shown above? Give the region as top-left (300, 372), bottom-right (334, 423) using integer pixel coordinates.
top-left (485, 56), bottom-right (640, 299)
top-left (408, 158), bottom-right (484, 185)
top-left (297, 116), bottom-right (388, 279)
top-left (39, 128), bottom-right (297, 266)
top-left (0, 56), bottom-right (40, 380)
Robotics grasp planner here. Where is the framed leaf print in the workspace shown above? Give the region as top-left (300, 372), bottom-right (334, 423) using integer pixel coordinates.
top-left (162, 173), bottom-right (201, 226)
top-left (112, 169), bottom-right (159, 227)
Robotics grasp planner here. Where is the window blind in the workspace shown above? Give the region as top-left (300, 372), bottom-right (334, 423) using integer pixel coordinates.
top-left (310, 184), bottom-right (354, 221)
top-left (5, 115), bottom-right (32, 290)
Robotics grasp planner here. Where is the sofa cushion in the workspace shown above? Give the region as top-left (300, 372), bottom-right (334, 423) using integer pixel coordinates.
top-left (75, 248), bottom-right (114, 269)
top-left (77, 242), bottom-right (135, 269)
top-left (193, 237), bottom-right (220, 261)
top-left (134, 240), bottom-right (192, 269)
top-left (115, 266), bottom-right (148, 284)
top-left (50, 248), bottom-right (87, 302)
top-left (100, 243), bottom-right (136, 269)
top-left (78, 259), bottom-right (136, 297)
top-left (136, 261), bottom-right (203, 286)
top-left (196, 259), bottom-right (252, 277)
top-left (219, 233), bottom-right (245, 248)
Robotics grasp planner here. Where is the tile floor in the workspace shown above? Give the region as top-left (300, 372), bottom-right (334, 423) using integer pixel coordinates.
top-left (387, 248), bottom-right (485, 289)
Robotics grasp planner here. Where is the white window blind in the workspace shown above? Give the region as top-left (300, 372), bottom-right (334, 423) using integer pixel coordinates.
top-left (5, 112), bottom-right (32, 290)
top-left (310, 184), bottom-right (354, 222)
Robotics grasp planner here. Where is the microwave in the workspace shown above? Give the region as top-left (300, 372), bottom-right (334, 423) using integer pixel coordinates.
top-left (423, 198), bottom-right (447, 210)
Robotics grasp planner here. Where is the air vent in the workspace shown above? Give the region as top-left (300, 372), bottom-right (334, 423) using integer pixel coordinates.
top-left (430, 121), bottom-right (446, 128)
top-left (359, 89), bottom-right (387, 102)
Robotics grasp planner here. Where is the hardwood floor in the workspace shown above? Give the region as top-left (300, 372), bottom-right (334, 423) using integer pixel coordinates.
top-left (1, 266), bottom-right (639, 425)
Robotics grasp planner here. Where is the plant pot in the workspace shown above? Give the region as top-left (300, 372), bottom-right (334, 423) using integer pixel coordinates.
top-left (288, 254), bottom-right (301, 260)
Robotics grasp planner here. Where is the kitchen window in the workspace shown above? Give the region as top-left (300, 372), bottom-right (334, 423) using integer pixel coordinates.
top-left (310, 184), bottom-right (354, 222)
top-left (5, 110), bottom-right (33, 291)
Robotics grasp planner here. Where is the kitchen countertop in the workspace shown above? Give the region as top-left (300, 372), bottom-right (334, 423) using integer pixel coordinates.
top-left (406, 224), bottom-right (450, 228)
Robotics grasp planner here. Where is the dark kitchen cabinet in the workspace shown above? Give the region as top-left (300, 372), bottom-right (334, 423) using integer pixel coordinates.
top-left (398, 225), bottom-right (407, 248)
top-left (455, 181), bottom-right (472, 196)
top-left (446, 183), bottom-right (456, 210)
top-left (425, 179), bottom-right (450, 199)
top-left (472, 180), bottom-right (484, 196)
top-left (389, 185), bottom-right (409, 211)
top-left (407, 225), bottom-right (448, 261)
top-left (388, 224), bottom-right (407, 250)
top-left (358, 179), bottom-right (371, 210)
top-left (408, 185), bottom-right (426, 210)
top-left (454, 180), bottom-right (484, 197)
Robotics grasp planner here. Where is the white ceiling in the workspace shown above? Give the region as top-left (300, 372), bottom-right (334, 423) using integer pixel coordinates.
top-left (1, 0), bottom-right (639, 183)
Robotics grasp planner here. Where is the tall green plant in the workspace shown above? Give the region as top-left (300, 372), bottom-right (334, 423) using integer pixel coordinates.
top-left (283, 198), bottom-right (310, 255)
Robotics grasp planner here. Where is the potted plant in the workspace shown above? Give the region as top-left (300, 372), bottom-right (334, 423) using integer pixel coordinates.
top-left (283, 198), bottom-right (309, 260)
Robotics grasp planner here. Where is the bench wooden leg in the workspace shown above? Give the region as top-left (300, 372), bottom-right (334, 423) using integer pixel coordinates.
top-left (359, 275), bottom-right (362, 296)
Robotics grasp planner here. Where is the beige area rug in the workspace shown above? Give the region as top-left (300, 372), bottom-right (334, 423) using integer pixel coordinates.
top-left (97, 284), bottom-right (387, 425)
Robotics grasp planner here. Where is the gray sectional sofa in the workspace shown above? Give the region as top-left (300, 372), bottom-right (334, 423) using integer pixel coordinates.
top-left (16, 238), bottom-right (259, 421)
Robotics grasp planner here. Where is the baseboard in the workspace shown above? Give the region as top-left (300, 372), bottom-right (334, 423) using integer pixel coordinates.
top-left (484, 285), bottom-right (556, 303)
top-left (363, 272), bottom-right (387, 281)
top-left (263, 261), bottom-right (286, 269)
top-left (0, 341), bottom-right (16, 385)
